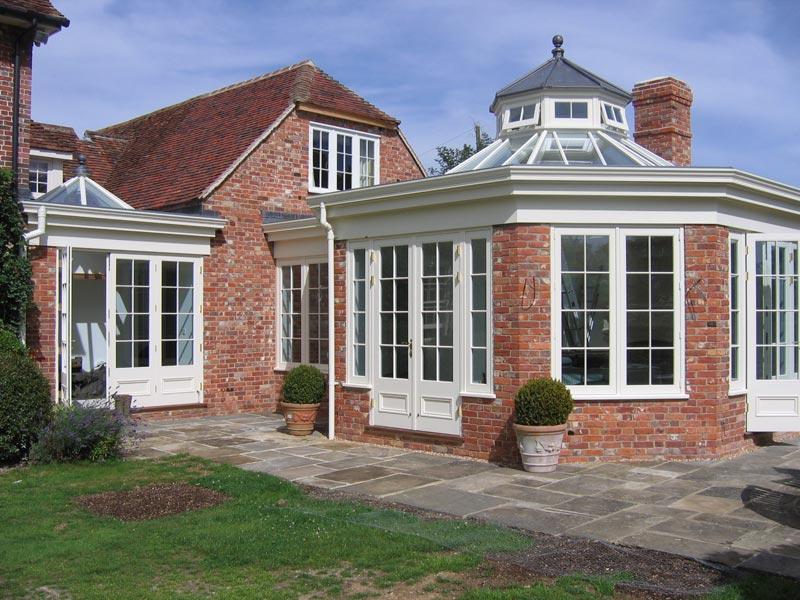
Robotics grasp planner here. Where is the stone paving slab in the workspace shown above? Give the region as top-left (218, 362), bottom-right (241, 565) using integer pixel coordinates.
top-left (132, 414), bottom-right (800, 581)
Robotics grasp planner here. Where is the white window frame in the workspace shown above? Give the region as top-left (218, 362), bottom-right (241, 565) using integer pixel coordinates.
top-left (29, 150), bottom-right (68, 198)
top-left (503, 102), bottom-right (540, 129)
top-left (600, 102), bottom-right (627, 130)
top-left (276, 258), bottom-right (329, 371)
top-left (308, 123), bottom-right (380, 193)
top-left (345, 230), bottom-right (493, 395)
top-left (729, 233), bottom-right (746, 393)
top-left (547, 98), bottom-right (592, 128)
top-left (552, 227), bottom-right (685, 399)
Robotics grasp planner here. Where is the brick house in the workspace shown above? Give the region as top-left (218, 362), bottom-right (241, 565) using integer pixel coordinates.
top-left (5, 3), bottom-right (799, 465)
top-left (264, 37), bottom-right (800, 464)
top-left (4, 2), bottom-right (424, 417)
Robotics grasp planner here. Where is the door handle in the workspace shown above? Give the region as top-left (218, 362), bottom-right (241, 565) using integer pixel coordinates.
top-left (408, 339), bottom-right (413, 357)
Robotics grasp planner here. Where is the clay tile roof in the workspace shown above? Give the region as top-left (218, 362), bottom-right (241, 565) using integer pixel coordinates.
top-left (0, 1), bottom-right (69, 25)
top-left (30, 121), bottom-right (78, 152)
top-left (90, 60), bottom-right (399, 212)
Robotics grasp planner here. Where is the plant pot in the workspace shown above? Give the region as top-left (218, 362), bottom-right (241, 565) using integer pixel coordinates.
top-left (281, 402), bottom-right (320, 436)
top-left (513, 422), bottom-right (568, 473)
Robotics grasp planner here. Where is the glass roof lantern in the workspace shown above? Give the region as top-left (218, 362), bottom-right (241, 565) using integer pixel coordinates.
top-left (449, 35), bottom-right (672, 173)
top-left (34, 154), bottom-right (134, 210)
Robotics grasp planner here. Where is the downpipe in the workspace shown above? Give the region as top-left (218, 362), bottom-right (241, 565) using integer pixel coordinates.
top-left (319, 202), bottom-right (335, 440)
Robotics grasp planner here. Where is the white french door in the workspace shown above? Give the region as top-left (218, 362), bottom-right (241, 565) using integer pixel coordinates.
top-left (746, 235), bottom-right (800, 431)
top-left (58, 247), bottom-right (72, 404)
top-left (371, 235), bottom-right (462, 435)
top-left (108, 255), bottom-right (202, 408)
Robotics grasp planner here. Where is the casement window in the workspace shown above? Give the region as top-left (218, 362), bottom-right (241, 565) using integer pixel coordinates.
top-left (553, 228), bottom-right (683, 398)
top-left (504, 103), bottom-right (540, 129)
top-left (554, 101), bottom-right (589, 119)
top-left (309, 124), bottom-right (379, 193)
top-left (277, 261), bottom-right (328, 368)
top-left (600, 102), bottom-right (627, 129)
top-left (29, 159), bottom-right (50, 195)
top-left (729, 234), bottom-right (745, 391)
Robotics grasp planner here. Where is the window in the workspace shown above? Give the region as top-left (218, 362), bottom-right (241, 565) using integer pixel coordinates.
top-left (601, 102), bottom-right (627, 129)
top-left (309, 124), bottom-right (379, 193)
top-left (29, 159), bottom-right (50, 195)
top-left (729, 235), bottom-right (744, 390)
top-left (505, 103), bottom-right (540, 128)
top-left (554, 101), bottom-right (589, 119)
top-left (278, 262), bottom-right (328, 367)
top-left (554, 228), bottom-right (683, 397)
top-left (469, 236), bottom-right (489, 385)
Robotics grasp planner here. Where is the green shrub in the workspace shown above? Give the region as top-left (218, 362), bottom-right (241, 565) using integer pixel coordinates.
top-left (514, 377), bottom-right (574, 427)
top-left (0, 168), bottom-right (33, 331)
top-left (0, 328), bottom-right (25, 356)
top-left (30, 402), bottom-right (135, 463)
top-left (282, 364), bottom-right (325, 404)
top-left (0, 352), bottom-right (52, 463)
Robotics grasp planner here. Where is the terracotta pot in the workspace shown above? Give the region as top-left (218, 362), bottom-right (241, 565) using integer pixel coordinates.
top-left (513, 422), bottom-right (568, 473)
top-left (281, 402), bottom-right (320, 436)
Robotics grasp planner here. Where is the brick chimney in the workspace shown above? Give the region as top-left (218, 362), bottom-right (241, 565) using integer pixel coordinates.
top-left (632, 77), bottom-right (693, 167)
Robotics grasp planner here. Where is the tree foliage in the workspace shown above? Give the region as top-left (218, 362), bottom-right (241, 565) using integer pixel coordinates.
top-left (429, 130), bottom-right (493, 176)
top-left (0, 168), bottom-right (33, 331)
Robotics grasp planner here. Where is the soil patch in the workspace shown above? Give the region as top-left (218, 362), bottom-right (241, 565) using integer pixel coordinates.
top-left (75, 482), bottom-right (228, 521)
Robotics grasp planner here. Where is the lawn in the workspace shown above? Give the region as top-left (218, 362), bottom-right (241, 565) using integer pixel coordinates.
top-left (0, 456), bottom-right (795, 599)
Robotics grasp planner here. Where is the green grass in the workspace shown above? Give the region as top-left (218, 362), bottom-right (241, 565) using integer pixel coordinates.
top-left (0, 457), bottom-right (795, 599)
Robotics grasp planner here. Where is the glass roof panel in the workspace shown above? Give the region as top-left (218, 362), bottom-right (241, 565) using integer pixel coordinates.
top-left (35, 177), bottom-right (133, 210)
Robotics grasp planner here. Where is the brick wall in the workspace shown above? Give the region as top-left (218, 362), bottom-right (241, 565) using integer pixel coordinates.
top-left (26, 245), bottom-right (58, 399)
top-left (193, 109), bottom-right (423, 418)
top-left (0, 23), bottom-right (33, 193)
top-left (632, 77), bottom-right (692, 167)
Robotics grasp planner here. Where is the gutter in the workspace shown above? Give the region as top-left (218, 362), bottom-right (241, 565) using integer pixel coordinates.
top-left (319, 202), bottom-right (335, 440)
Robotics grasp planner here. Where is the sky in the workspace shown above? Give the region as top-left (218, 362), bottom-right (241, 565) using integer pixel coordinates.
top-left (31, 0), bottom-right (800, 187)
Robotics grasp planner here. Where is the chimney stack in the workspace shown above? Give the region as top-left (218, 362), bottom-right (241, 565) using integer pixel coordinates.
top-left (632, 77), bottom-right (693, 167)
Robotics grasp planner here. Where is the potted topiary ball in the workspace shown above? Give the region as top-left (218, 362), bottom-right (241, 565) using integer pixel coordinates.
top-left (281, 365), bottom-right (325, 436)
top-left (513, 377), bottom-right (574, 473)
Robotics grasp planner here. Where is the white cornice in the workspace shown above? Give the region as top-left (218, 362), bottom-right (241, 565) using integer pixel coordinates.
top-left (263, 217), bottom-right (325, 241)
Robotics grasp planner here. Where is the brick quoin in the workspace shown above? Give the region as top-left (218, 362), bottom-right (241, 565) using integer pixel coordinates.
top-left (632, 77), bottom-right (692, 167)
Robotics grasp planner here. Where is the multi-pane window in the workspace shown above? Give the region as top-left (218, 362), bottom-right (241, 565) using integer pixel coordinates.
top-left (470, 238), bottom-right (489, 384)
top-left (352, 249), bottom-right (367, 377)
top-left (554, 101), bottom-right (589, 119)
top-left (601, 102), bottom-right (627, 129)
top-left (161, 261), bottom-right (194, 367)
top-left (309, 124), bottom-right (379, 193)
top-left (421, 242), bottom-right (454, 382)
top-left (730, 237), bottom-right (743, 387)
top-left (29, 159), bottom-right (49, 195)
top-left (279, 263), bottom-right (328, 367)
top-left (555, 229), bottom-right (681, 396)
top-left (115, 259), bottom-right (150, 368)
top-left (379, 245), bottom-right (409, 379)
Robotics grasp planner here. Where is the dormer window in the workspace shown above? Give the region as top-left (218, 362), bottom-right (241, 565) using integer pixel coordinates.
top-left (554, 101), bottom-right (588, 119)
top-left (28, 149), bottom-right (70, 198)
top-left (309, 124), bottom-right (379, 193)
top-left (505, 103), bottom-right (540, 129)
top-left (601, 102), bottom-right (627, 129)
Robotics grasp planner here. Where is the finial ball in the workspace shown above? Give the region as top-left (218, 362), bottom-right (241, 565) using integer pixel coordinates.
top-left (552, 34), bottom-right (563, 48)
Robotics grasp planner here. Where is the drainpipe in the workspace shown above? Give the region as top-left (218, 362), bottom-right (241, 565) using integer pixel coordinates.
top-left (23, 205), bottom-right (47, 241)
top-left (12, 19), bottom-right (38, 201)
top-left (319, 202), bottom-right (335, 440)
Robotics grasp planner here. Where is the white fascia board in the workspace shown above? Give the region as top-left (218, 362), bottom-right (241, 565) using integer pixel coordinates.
top-left (263, 217), bottom-right (325, 242)
top-left (31, 148), bottom-right (73, 161)
top-left (310, 166), bottom-right (800, 223)
top-left (22, 201), bottom-right (225, 250)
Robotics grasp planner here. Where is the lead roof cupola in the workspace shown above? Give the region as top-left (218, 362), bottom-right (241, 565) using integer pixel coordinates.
top-left (450, 36), bottom-right (672, 173)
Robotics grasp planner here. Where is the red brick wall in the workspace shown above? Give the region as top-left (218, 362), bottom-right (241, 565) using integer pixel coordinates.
top-left (26, 245), bottom-right (57, 399)
top-left (194, 110), bottom-right (423, 418)
top-left (333, 224), bottom-right (755, 464)
top-left (632, 77), bottom-right (692, 167)
top-left (0, 23), bottom-right (33, 192)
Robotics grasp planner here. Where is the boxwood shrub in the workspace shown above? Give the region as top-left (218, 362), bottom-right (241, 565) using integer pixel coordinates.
top-left (0, 328), bottom-right (25, 356)
top-left (514, 377), bottom-right (574, 427)
top-left (282, 365), bottom-right (325, 404)
top-left (0, 351), bottom-right (52, 463)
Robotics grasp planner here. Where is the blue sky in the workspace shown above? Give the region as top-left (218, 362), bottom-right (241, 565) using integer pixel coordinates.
top-left (32, 0), bottom-right (800, 186)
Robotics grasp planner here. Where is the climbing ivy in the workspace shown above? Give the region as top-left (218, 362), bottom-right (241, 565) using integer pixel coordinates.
top-left (0, 169), bottom-right (33, 331)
